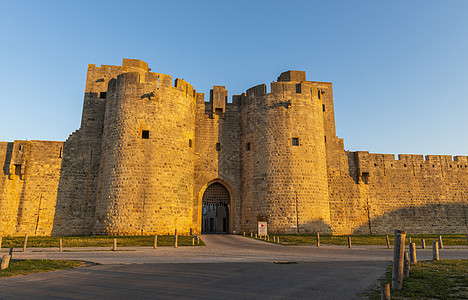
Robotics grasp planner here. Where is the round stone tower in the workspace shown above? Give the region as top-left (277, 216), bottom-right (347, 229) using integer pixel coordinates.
top-left (240, 71), bottom-right (331, 234)
top-left (93, 60), bottom-right (196, 235)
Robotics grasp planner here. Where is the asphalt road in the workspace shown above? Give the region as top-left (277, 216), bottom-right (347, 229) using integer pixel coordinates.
top-left (0, 235), bottom-right (466, 299)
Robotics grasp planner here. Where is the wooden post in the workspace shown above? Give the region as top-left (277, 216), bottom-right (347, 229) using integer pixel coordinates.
top-left (197, 235), bottom-right (200, 245)
top-left (250, 232), bottom-right (253, 238)
top-left (243, 232), bottom-right (245, 236)
top-left (316, 232), bottom-right (320, 247)
top-left (192, 237), bottom-right (195, 246)
top-left (438, 235), bottom-right (443, 249)
top-left (408, 236), bottom-right (411, 245)
top-left (385, 235), bottom-right (390, 249)
top-left (59, 239), bottom-right (63, 253)
top-left (273, 236), bottom-right (276, 242)
top-left (347, 236), bottom-right (352, 248)
top-left (255, 233), bottom-right (257, 238)
top-left (174, 234), bottom-right (178, 248)
top-left (1, 255), bottom-right (11, 270)
top-left (22, 233), bottom-right (28, 252)
top-left (277, 236), bottom-right (280, 243)
top-left (432, 241), bottom-right (439, 260)
top-left (380, 283), bottom-right (390, 300)
top-left (113, 238), bottom-right (117, 251)
top-left (403, 252), bottom-right (410, 279)
top-left (267, 235), bottom-right (270, 241)
top-left (392, 230), bottom-right (406, 291)
top-left (410, 243), bottom-right (417, 264)
top-left (153, 235), bottom-right (158, 249)
top-left (421, 239), bottom-right (425, 249)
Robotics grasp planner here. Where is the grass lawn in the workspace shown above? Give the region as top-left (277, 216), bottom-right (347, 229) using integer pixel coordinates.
top-left (0, 259), bottom-right (87, 277)
top-left (252, 234), bottom-right (468, 246)
top-left (368, 259), bottom-right (468, 299)
top-left (1, 235), bottom-right (205, 248)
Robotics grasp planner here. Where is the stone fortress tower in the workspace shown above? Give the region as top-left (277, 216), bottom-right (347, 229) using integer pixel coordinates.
top-left (0, 58), bottom-right (466, 237)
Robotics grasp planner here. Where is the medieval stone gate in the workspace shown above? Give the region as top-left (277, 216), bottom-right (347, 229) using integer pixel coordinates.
top-left (201, 182), bottom-right (230, 233)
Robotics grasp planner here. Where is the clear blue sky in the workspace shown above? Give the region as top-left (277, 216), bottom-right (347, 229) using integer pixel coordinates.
top-left (1, 0), bottom-right (467, 156)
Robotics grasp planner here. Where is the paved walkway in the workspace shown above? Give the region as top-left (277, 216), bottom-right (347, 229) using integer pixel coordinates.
top-left (0, 235), bottom-right (466, 299)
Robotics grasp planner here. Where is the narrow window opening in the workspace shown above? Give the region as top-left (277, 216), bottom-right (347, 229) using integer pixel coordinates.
top-left (59, 147), bottom-right (63, 158)
top-left (246, 143), bottom-right (251, 151)
top-left (324, 136), bottom-right (327, 143)
top-left (189, 139), bottom-right (193, 148)
top-left (362, 172), bottom-right (370, 184)
top-left (216, 142), bottom-right (221, 151)
top-left (99, 92), bottom-right (107, 99)
top-left (292, 138), bottom-right (299, 146)
top-left (141, 130), bottom-right (150, 139)
top-left (322, 104), bottom-right (326, 112)
top-left (14, 164), bottom-right (21, 176)
top-left (404, 164), bottom-right (406, 167)
top-left (18, 145), bottom-right (22, 151)
top-left (318, 90), bottom-right (321, 99)
top-left (295, 84), bottom-right (301, 93)
top-left (157, 76), bottom-right (160, 89)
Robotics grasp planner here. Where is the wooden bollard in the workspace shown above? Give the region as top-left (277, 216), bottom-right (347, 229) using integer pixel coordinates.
top-left (273, 236), bottom-right (276, 242)
top-left (433, 241), bottom-right (439, 260)
top-left (380, 283), bottom-right (391, 300)
top-left (153, 235), bottom-right (158, 249)
top-left (174, 235), bottom-right (178, 248)
top-left (264, 235), bottom-right (267, 241)
top-left (1, 255), bottom-right (11, 270)
top-left (316, 232), bottom-right (320, 247)
top-left (438, 235), bottom-right (443, 249)
top-left (197, 235), bottom-right (200, 244)
top-left (410, 243), bottom-right (417, 264)
top-left (243, 232), bottom-right (245, 236)
top-left (250, 232), bottom-right (253, 237)
top-left (392, 230), bottom-right (406, 291)
top-left (421, 238), bottom-right (425, 249)
top-left (112, 238), bottom-right (117, 251)
top-left (267, 235), bottom-right (269, 241)
top-left (385, 235), bottom-right (390, 249)
top-left (23, 234), bottom-right (28, 252)
top-left (277, 236), bottom-right (280, 243)
top-left (59, 239), bottom-right (63, 253)
top-left (403, 252), bottom-right (410, 279)
top-left (348, 236), bottom-right (352, 248)
top-left (192, 237), bottom-right (195, 246)
top-left (255, 233), bottom-right (257, 238)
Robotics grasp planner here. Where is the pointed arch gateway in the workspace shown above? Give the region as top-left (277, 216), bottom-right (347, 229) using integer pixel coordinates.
top-left (199, 179), bottom-right (235, 234)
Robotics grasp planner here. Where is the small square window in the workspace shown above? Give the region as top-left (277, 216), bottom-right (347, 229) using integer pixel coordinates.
top-left (99, 92), bottom-right (107, 99)
top-left (292, 138), bottom-right (299, 146)
top-left (322, 104), bottom-right (325, 112)
top-left (295, 84), bottom-right (301, 93)
top-left (216, 142), bottom-right (221, 151)
top-left (141, 130), bottom-right (150, 139)
top-left (246, 143), bottom-right (251, 151)
top-left (189, 139), bottom-right (193, 148)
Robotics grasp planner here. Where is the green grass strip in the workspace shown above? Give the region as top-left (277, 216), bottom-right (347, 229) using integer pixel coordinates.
top-left (0, 259), bottom-right (85, 277)
top-left (1, 235), bottom-right (205, 248)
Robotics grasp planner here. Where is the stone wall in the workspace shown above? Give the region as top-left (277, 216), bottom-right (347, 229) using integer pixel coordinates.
top-left (0, 59), bottom-right (467, 237)
top-left (240, 72), bottom-right (331, 234)
top-left (0, 140), bottom-right (63, 236)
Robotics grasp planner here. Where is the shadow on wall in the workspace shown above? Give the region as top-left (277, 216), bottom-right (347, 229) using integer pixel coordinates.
top-left (352, 203), bottom-right (468, 235)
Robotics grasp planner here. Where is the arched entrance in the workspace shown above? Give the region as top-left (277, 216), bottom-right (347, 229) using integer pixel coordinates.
top-left (202, 182), bottom-right (230, 233)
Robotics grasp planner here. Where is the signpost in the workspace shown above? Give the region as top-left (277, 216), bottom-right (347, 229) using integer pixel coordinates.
top-left (258, 222), bottom-right (268, 236)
